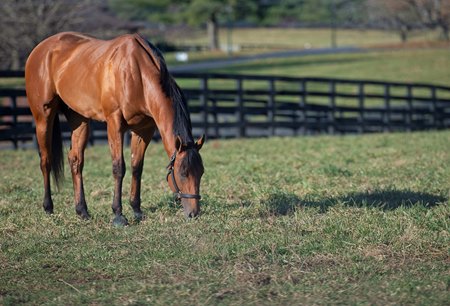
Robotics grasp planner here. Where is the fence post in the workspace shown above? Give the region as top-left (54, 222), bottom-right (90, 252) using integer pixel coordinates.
top-left (88, 122), bottom-right (95, 146)
top-left (124, 130), bottom-right (131, 147)
top-left (383, 84), bottom-right (391, 132)
top-left (11, 95), bottom-right (18, 149)
top-left (430, 86), bottom-right (437, 129)
top-left (211, 98), bottom-right (219, 138)
top-left (298, 80), bottom-right (307, 135)
top-left (358, 82), bottom-right (364, 134)
top-left (328, 80), bottom-right (336, 134)
top-left (406, 85), bottom-right (413, 132)
top-left (268, 78), bottom-right (276, 136)
top-left (200, 76), bottom-right (209, 136)
top-left (235, 78), bottom-right (245, 137)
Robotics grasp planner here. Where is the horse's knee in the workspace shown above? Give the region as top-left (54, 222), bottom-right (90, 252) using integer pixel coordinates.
top-left (112, 159), bottom-right (125, 179)
top-left (68, 152), bottom-right (81, 175)
top-left (131, 161), bottom-right (143, 179)
top-left (39, 155), bottom-right (51, 173)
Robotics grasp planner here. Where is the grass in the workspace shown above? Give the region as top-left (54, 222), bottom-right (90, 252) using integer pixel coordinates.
top-left (1, 28), bottom-right (449, 88)
top-left (0, 78), bottom-right (25, 89)
top-left (170, 27), bottom-right (442, 50)
top-left (0, 131), bottom-right (449, 305)
top-left (197, 48), bottom-right (450, 86)
top-left (2, 49), bottom-right (448, 93)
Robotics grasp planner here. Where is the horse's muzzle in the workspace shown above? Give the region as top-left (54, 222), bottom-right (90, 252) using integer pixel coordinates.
top-left (181, 199), bottom-right (200, 218)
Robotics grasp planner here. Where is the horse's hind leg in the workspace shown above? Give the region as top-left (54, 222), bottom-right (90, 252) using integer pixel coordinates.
top-left (129, 126), bottom-right (155, 221)
top-left (64, 108), bottom-right (90, 219)
top-left (33, 98), bottom-right (61, 214)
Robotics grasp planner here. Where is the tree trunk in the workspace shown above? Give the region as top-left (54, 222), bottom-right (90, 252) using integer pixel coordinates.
top-left (440, 24), bottom-right (449, 40)
top-left (207, 13), bottom-right (219, 51)
top-left (399, 25), bottom-right (408, 42)
top-left (11, 49), bottom-right (21, 70)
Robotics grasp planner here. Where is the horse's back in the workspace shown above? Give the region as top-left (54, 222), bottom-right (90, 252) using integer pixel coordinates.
top-left (26, 32), bottom-right (95, 72)
top-left (26, 32), bottom-right (158, 121)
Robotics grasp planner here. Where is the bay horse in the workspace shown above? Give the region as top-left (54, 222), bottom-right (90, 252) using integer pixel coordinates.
top-left (25, 32), bottom-right (205, 226)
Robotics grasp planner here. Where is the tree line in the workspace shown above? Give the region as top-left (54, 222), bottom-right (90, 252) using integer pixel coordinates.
top-left (0, 0), bottom-right (449, 70)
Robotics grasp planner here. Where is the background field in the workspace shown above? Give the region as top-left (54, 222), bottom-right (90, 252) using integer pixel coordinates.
top-left (170, 27), bottom-right (442, 50)
top-left (1, 27), bottom-right (449, 88)
top-left (3, 47), bottom-right (449, 90)
top-left (199, 48), bottom-right (450, 86)
top-left (164, 27), bottom-right (450, 87)
top-left (1, 131), bottom-right (449, 305)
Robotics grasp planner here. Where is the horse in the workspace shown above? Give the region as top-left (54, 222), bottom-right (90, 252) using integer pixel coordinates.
top-left (25, 32), bottom-right (205, 226)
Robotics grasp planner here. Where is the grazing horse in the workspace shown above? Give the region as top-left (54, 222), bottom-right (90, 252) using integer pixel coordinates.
top-left (25, 32), bottom-right (205, 225)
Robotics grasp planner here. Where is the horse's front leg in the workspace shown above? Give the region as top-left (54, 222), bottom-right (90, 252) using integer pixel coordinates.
top-left (107, 116), bottom-right (128, 226)
top-left (129, 128), bottom-right (154, 221)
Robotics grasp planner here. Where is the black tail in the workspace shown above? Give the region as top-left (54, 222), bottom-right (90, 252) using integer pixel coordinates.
top-left (51, 115), bottom-right (64, 190)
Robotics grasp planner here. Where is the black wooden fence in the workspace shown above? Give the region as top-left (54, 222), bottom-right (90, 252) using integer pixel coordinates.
top-left (1, 70), bottom-right (450, 148)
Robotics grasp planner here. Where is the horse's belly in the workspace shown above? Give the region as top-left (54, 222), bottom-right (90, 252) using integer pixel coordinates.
top-left (60, 92), bottom-right (106, 121)
top-left (55, 72), bottom-right (106, 121)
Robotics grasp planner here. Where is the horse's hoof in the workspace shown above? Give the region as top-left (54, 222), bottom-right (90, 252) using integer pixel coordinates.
top-left (76, 207), bottom-right (90, 220)
top-left (133, 211), bottom-right (145, 222)
top-left (43, 200), bottom-right (53, 214)
top-left (112, 215), bottom-right (129, 227)
top-left (80, 212), bottom-right (91, 220)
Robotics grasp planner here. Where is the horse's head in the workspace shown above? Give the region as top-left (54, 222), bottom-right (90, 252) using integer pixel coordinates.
top-left (167, 135), bottom-right (205, 218)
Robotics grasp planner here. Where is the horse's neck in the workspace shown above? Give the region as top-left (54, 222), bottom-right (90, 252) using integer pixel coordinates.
top-left (157, 120), bottom-right (177, 158)
top-left (154, 113), bottom-right (192, 159)
top-left (144, 83), bottom-right (193, 160)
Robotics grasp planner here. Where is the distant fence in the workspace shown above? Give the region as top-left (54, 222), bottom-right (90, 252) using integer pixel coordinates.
top-left (1, 70), bottom-right (450, 148)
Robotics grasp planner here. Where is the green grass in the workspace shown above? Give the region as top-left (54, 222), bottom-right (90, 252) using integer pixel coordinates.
top-left (1, 131), bottom-right (449, 305)
top-left (0, 78), bottom-right (25, 89)
top-left (201, 48), bottom-right (450, 86)
top-left (170, 27), bottom-right (441, 50)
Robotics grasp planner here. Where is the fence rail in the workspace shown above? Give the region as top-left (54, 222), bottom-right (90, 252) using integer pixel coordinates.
top-left (1, 70), bottom-right (450, 148)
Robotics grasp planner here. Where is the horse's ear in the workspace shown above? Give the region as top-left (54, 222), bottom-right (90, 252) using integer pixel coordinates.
top-left (195, 134), bottom-right (206, 151)
top-left (175, 135), bottom-right (184, 152)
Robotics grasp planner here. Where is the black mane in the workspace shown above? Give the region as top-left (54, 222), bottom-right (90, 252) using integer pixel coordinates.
top-left (143, 38), bottom-right (203, 175)
top-left (144, 39), bottom-right (194, 145)
top-left (180, 148), bottom-right (204, 178)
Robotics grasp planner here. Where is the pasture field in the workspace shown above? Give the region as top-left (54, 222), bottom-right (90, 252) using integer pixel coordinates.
top-left (170, 27), bottom-right (441, 50)
top-left (3, 48), bottom-right (448, 91)
top-left (0, 131), bottom-right (449, 305)
top-left (197, 48), bottom-right (450, 86)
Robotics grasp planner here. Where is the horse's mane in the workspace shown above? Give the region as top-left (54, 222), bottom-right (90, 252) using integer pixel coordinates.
top-left (134, 34), bottom-right (194, 145)
top-left (135, 35), bottom-right (203, 174)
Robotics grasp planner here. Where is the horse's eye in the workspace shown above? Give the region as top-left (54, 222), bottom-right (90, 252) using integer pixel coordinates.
top-left (179, 167), bottom-right (189, 179)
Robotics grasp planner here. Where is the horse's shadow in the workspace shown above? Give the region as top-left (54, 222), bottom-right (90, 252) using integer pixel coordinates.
top-left (260, 189), bottom-right (447, 216)
top-left (145, 189), bottom-right (446, 218)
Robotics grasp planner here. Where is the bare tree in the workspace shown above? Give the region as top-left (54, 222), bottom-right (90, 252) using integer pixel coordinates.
top-left (367, 0), bottom-right (419, 42)
top-left (367, 0), bottom-right (450, 42)
top-left (407, 0), bottom-right (450, 40)
top-left (0, 0), bottom-right (123, 70)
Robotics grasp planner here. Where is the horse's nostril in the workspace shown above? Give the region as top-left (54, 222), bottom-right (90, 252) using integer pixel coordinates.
top-left (186, 209), bottom-right (199, 218)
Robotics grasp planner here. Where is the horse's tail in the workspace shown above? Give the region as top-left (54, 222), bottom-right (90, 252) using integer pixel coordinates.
top-left (51, 114), bottom-right (64, 190)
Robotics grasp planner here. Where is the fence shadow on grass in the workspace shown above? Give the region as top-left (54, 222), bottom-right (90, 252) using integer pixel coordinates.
top-left (260, 189), bottom-right (447, 216)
